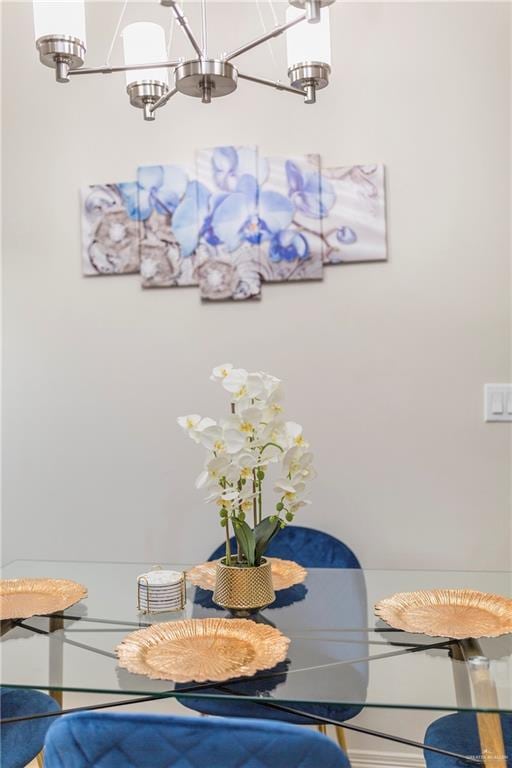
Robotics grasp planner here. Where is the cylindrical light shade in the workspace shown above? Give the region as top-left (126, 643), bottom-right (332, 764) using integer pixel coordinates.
top-left (33, 0), bottom-right (86, 43)
top-left (286, 5), bottom-right (331, 68)
top-left (122, 22), bottom-right (168, 86)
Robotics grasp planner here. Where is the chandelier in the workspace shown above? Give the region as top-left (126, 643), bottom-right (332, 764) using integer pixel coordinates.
top-left (33, 0), bottom-right (334, 121)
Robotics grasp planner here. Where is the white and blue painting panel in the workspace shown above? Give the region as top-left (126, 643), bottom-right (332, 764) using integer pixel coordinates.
top-left (132, 163), bottom-right (203, 288)
top-left (320, 164), bottom-right (387, 264)
top-left (81, 183), bottom-right (140, 276)
top-left (258, 154), bottom-right (324, 283)
top-left (194, 145), bottom-right (262, 301)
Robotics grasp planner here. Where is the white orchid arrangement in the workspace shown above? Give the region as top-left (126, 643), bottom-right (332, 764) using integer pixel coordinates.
top-left (178, 364), bottom-right (315, 568)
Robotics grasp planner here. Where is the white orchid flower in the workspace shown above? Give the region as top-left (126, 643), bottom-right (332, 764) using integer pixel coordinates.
top-left (219, 410), bottom-right (267, 442)
top-left (260, 372), bottom-right (282, 399)
top-left (236, 406), bottom-right (265, 436)
top-left (283, 446), bottom-right (316, 480)
top-left (223, 484), bottom-right (259, 514)
top-left (177, 414), bottom-right (216, 444)
top-left (274, 478), bottom-right (311, 513)
top-left (259, 418), bottom-right (287, 451)
top-left (274, 478), bottom-right (305, 497)
top-left (219, 414), bottom-right (242, 431)
top-left (210, 363), bottom-right (233, 382)
top-left (289, 498), bottom-right (312, 514)
top-left (220, 490), bottom-right (239, 502)
top-left (199, 424), bottom-right (247, 455)
top-left (177, 414), bottom-right (201, 431)
top-left (203, 486), bottom-right (239, 507)
top-left (221, 368), bottom-right (248, 399)
top-left (285, 421), bottom-right (309, 449)
top-left (260, 390), bottom-right (284, 421)
top-left (246, 373), bottom-right (266, 399)
top-left (234, 450), bottom-right (260, 481)
top-left (195, 454), bottom-right (230, 489)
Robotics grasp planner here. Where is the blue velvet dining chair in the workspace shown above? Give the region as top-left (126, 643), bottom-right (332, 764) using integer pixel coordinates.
top-left (184, 525), bottom-right (368, 750)
top-left (423, 712), bottom-right (512, 768)
top-left (43, 711), bottom-right (351, 768)
top-left (0, 686), bottom-right (60, 768)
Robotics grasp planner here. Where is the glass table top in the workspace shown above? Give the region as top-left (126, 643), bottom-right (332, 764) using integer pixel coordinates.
top-left (1, 560), bottom-right (511, 715)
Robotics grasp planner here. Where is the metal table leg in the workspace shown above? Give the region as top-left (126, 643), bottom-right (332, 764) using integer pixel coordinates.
top-left (49, 615), bottom-right (64, 707)
top-left (449, 641), bottom-right (473, 707)
top-left (459, 639), bottom-right (507, 768)
top-left (0, 619), bottom-right (15, 637)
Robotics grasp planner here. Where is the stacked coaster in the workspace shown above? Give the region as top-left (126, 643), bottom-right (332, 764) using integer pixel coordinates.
top-left (137, 568), bottom-right (186, 614)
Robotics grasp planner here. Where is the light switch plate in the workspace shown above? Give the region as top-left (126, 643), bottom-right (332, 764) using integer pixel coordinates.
top-left (484, 384), bottom-right (512, 422)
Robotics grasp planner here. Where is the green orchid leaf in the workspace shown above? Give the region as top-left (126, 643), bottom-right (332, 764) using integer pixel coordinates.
top-left (254, 516), bottom-right (281, 563)
top-left (233, 519), bottom-right (256, 566)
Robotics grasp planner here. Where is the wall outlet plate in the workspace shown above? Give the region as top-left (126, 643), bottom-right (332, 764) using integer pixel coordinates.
top-left (484, 384), bottom-right (512, 422)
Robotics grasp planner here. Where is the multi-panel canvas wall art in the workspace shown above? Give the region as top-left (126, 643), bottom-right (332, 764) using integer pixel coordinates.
top-left (81, 147), bottom-right (387, 300)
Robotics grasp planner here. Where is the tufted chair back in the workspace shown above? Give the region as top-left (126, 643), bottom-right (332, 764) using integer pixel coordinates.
top-left (44, 712), bottom-right (351, 768)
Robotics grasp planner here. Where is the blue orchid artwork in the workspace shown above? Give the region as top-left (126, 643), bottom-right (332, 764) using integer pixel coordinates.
top-left (81, 147), bottom-right (387, 299)
top-left (257, 154), bottom-right (325, 283)
top-left (134, 163), bottom-right (211, 288)
top-left (195, 145), bottom-right (263, 300)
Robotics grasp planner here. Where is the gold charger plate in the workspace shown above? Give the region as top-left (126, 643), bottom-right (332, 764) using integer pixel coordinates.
top-left (0, 578), bottom-right (87, 620)
top-left (375, 589), bottom-right (512, 639)
top-left (116, 617), bottom-right (290, 683)
top-left (187, 558), bottom-right (307, 592)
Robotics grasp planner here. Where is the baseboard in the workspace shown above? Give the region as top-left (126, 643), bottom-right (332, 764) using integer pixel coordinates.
top-left (348, 749), bottom-right (425, 768)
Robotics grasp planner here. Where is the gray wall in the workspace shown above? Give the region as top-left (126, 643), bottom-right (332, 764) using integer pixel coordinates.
top-left (2, 2), bottom-right (510, 570)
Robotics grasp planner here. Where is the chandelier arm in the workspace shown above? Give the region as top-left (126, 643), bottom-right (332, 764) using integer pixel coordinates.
top-left (238, 72), bottom-right (305, 97)
top-left (223, 12), bottom-right (307, 62)
top-left (150, 86), bottom-right (179, 113)
top-left (163, 1), bottom-right (203, 59)
top-left (68, 60), bottom-right (180, 76)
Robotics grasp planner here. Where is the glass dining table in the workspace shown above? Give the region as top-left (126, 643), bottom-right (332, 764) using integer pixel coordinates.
top-left (1, 560), bottom-right (511, 768)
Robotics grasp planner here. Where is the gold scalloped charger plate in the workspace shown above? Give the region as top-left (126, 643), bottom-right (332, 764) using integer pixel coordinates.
top-left (0, 578), bottom-right (88, 620)
top-left (116, 617), bottom-right (291, 683)
top-left (187, 558), bottom-right (307, 592)
top-left (375, 589), bottom-right (512, 639)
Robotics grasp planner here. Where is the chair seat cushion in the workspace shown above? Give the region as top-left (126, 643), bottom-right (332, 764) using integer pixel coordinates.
top-left (1, 687), bottom-right (60, 768)
top-left (424, 712), bottom-right (512, 768)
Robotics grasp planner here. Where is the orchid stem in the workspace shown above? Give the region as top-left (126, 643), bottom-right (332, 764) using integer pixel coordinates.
top-left (260, 441), bottom-right (284, 455)
top-left (225, 519), bottom-right (232, 565)
top-left (252, 471), bottom-right (258, 527)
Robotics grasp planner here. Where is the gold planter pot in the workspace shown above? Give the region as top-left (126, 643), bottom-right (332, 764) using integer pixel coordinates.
top-left (213, 558), bottom-right (275, 617)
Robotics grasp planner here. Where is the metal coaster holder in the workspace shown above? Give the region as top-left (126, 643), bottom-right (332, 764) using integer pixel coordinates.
top-left (137, 565), bottom-right (186, 614)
